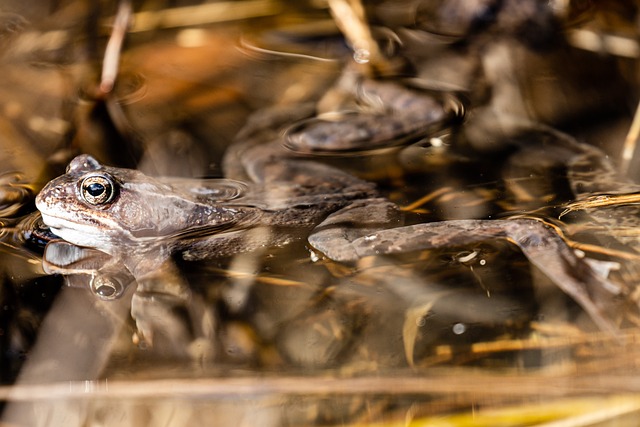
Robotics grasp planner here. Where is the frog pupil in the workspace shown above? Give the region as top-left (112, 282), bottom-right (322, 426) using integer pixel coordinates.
top-left (86, 182), bottom-right (105, 196)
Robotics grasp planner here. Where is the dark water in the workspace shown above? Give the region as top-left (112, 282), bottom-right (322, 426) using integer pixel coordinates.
top-left (1, 1), bottom-right (640, 425)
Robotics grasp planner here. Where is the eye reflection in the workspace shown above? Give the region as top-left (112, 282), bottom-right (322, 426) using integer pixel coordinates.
top-left (80, 174), bottom-right (116, 205)
top-left (90, 274), bottom-right (125, 300)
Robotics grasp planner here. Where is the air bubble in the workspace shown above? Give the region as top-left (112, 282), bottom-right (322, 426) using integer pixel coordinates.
top-left (430, 137), bottom-right (444, 148)
top-left (452, 323), bottom-right (466, 335)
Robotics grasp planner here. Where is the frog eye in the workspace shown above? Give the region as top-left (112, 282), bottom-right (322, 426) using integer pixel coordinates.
top-left (80, 174), bottom-right (116, 205)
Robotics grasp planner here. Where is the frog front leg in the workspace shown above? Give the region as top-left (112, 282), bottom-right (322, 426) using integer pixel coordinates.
top-left (311, 217), bottom-right (623, 335)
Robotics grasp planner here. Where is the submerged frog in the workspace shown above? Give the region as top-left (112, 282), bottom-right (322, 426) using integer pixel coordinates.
top-left (36, 74), bottom-right (463, 273)
top-left (35, 138), bottom-right (402, 277)
top-left (35, 114), bottom-right (626, 337)
top-left (283, 74), bottom-right (464, 154)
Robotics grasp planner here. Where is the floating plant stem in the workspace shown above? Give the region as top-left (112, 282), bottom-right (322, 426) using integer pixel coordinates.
top-left (100, 0), bottom-right (132, 94)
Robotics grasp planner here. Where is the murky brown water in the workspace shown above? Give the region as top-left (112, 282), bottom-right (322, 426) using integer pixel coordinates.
top-left (2, 1), bottom-right (640, 426)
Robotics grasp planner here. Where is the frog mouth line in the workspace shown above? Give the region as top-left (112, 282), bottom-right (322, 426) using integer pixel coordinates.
top-left (38, 212), bottom-right (117, 242)
top-left (40, 212), bottom-right (84, 230)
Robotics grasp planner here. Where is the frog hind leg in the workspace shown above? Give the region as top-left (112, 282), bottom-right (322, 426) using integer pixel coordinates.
top-left (503, 219), bottom-right (623, 336)
top-left (344, 218), bottom-right (622, 335)
top-left (308, 198), bottom-right (402, 263)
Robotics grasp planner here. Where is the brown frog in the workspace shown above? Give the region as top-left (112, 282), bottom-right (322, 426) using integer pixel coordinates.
top-left (35, 120), bottom-right (624, 337)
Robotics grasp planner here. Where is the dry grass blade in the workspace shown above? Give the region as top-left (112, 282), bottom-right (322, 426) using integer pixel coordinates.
top-left (402, 301), bottom-right (435, 367)
top-left (560, 192), bottom-right (640, 218)
top-left (100, 0), bottom-right (132, 94)
top-left (398, 396), bottom-right (640, 427)
top-left (127, 0), bottom-right (282, 32)
top-left (621, 100), bottom-right (640, 175)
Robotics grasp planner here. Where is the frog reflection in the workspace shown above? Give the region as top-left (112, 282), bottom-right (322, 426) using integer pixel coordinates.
top-left (41, 240), bottom-right (217, 361)
top-left (282, 71), bottom-right (464, 155)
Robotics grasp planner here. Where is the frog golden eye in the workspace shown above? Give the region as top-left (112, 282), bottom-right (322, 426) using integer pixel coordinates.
top-left (80, 174), bottom-right (116, 205)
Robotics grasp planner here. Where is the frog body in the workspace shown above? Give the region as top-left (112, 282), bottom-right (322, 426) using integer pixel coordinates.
top-left (36, 142), bottom-right (400, 272)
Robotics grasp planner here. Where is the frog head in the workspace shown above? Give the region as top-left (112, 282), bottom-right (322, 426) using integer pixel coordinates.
top-left (36, 155), bottom-right (240, 254)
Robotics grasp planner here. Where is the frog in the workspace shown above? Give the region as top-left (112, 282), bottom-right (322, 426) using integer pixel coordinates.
top-left (35, 149), bottom-right (400, 276)
top-left (36, 68), bottom-right (469, 271)
top-left (35, 106), bottom-right (628, 345)
top-left (32, 70), bottom-right (470, 360)
top-left (34, 112), bottom-right (411, 358)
